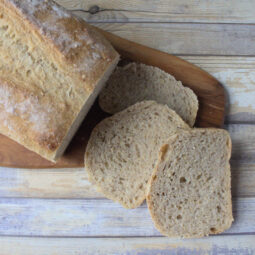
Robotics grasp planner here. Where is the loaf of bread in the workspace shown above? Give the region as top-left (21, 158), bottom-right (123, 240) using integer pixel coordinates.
top-left (0, 0), bottom-right (119, 161)
top-left (99, 63), bottom-right (198, 126)
top-left (147, 129), bottom-right (233, 238)
top-left (85, 101), bottom-right (189, 208)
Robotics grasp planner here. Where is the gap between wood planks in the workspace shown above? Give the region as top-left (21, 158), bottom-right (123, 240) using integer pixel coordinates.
top-left (0, 233), bottom-right (254, 238)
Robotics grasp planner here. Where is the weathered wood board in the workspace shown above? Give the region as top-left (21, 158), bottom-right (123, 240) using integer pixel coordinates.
top-left (1, 235), bottom-right (255, 255)
top-left (0, 197), bottom-right (254, 236)
top-left (56, 0), bottom-right (255, 24)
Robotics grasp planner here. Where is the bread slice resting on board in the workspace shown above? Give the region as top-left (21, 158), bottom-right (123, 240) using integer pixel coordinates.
top-left (99, 63), bottom-right (198, 127)
top-left (85, 101), bottom-right (189, 209)
top-left (147, 129), bottom-right (233, 238)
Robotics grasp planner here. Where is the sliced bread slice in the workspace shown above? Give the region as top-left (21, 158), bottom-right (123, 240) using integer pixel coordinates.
top-left (147, 129), bottom-right (233, 238)
top-left (99, 63), bottom-right (198, 126)
top-left (85, 101), bottom-right (189, 209)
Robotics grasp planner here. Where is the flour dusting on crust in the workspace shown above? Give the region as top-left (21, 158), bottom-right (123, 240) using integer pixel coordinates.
top-left (8, 0), bottom-right (109, 72)
top-left (0, 80), bottom-right (59, 134)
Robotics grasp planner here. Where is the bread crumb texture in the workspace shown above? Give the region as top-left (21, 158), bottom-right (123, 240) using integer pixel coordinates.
top-left (85, 101), bottom-right (189, 209)
top-left (147, 128), bottom-right (233, 238)
top-left (99, 63), bottom-right (198, 126)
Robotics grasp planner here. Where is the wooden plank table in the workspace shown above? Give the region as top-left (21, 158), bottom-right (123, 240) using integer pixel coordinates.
top-left (1, 1), bottom-right (255, 254)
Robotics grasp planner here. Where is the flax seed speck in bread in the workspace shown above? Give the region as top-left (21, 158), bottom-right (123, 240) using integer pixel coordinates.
top-left (147, 129), bottom-right (233, 238)
top-left (85, 101), bottom-right (190, 209)
top-left (99, 63), bottom-right (198, 126)
top-left (0, 0), bottom-right (119, 161)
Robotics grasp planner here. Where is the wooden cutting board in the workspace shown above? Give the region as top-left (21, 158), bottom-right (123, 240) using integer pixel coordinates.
top-left (0, 27), bottom-right (226, 169)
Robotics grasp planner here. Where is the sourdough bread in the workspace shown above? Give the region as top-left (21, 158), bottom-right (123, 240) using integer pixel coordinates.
top-left (0, 0), bottom-right (119, 161)
top-left (85, 101), bottom-right (189, 208)
top-left (99, 63), bottom-right (198, 126)
top-left (147, 129), bottom-right (233, 238)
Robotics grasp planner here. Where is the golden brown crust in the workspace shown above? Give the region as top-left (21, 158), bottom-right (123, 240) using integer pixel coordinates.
top-left (0, 78), bottom-right (71, 160)
top-left (4, 0), bottom-right (118, 93)
top-left (0, 0), bottom-right (119, 161)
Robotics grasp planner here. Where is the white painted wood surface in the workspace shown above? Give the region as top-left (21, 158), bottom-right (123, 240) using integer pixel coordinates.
top-left (92, 23), bottom-right (255, 56)
top-left (1, 235), bottom-right (255, 255)
top-left (56, 0), bottom-right (255, 24)
top-left (1, 0), bottom-right (255, 254)
top-left (0, 197), bottom-right (253, 236)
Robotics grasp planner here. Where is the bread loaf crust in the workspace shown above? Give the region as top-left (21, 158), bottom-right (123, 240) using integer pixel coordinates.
top-left (3, 0), bottom-right (118, 92)
top-left (0, 77), bottom-right (70, 160)
top-left (0, 0), bottom-right (119, 161)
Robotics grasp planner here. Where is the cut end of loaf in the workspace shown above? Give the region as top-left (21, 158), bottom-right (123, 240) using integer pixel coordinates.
top-left (147, 128), bottom-right (233, 238)
top-left (54, 54), bottom-right (119, 161)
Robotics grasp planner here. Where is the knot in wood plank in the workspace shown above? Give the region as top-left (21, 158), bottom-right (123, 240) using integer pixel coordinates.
top-left (89, 5), bottom-right (100, 15)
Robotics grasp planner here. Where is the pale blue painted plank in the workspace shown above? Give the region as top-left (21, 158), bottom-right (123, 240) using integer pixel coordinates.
top-left (1, 235), bottom-right (255, 255)
top-left (0, 197), bottom-right (253, 237)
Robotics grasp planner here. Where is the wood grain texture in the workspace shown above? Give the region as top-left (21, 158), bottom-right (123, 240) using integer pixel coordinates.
top-left (0, 197), bottom-right (253, 236)
top-left (0, 124), bottom-right (254, 198)
top-left (231, 162), bottom-right (255, 197)
top-left (0, 32), bottom-right (226, 168)
top-left (0, 167), bottom-right (100, 198)
top-left (181, 56), bottom-right (255, 123)
top-left (1, 235), bottom-right (255, 255)
top-left (55, 0), bottom-right (255, 24)
top-left (228, 125), bottom-right (255, 161)
top-left (93, 23), bottom-right (255, 56)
